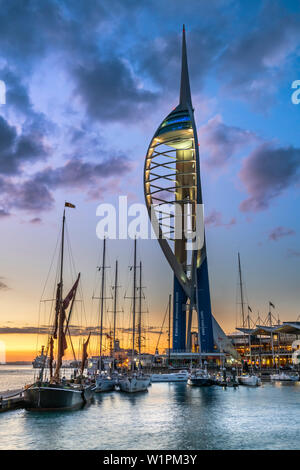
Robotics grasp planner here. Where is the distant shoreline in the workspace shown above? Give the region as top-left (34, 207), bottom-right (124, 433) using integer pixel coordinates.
top-left (0, 362), bottom-right (32, 365)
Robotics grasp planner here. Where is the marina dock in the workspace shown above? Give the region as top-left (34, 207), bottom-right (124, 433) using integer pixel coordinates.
top-left (0, 389), bottom-right (25, 413)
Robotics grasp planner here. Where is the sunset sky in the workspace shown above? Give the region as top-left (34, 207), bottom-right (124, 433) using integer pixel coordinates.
top-left (0, 0), bottom-right (299, 362)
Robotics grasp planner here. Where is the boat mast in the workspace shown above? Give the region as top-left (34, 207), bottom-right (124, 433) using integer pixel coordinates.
top-left (238, 253), bottom-right (245, 328)
top-left (99, 237), bottom-right (106, 372)
top-left (112, 260), bottom-right (118, 371)
top-left (54, 209), bottom-right (66, 380)
top-left (138, 260), bottom-right (142, 361)
top-left (168, 294), bottom-right (171, 366)
top-left (131, 238), bottom-right (137, 372)
top-left (247, 309), bottom-right (252, 371)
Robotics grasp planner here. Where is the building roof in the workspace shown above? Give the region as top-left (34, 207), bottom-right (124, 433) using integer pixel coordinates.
top-left (236, 322), bottom-right (300, 336)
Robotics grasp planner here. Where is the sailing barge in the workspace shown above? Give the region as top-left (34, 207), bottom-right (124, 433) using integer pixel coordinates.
top-left (24, 204), bottom-right (93, 411)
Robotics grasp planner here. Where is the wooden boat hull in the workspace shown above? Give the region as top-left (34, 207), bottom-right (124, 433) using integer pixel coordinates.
top-left (24, 384), bottom-right (93, 411)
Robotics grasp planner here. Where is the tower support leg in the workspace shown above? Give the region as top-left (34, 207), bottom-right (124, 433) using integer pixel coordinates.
top-left (173, 275), bottom-right (187, 351)
top-left (196, 258), bottom-right (214, 353)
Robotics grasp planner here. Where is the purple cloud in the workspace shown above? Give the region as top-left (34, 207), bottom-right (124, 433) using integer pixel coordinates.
top-left (239, 143), bottom-right (300, 212)
top-left (219, 1), bottom-right (300, 108)
top-left (287, 249), bottom-right (300, 258)
top-left (0, 278), bottom-right (9, 290)
top-left (0, 116), bottom-right (50, 175)
top-left (199, 115), bottom-right (258, 167)
top-left (0, 208), bottom-right (10, 218)
top-left (268, 226), bottom-right (295, 242)
top-left (205, 210), bottom-right (236, 228)
top-left (0, 154), bottom-right (131, 216)
top-left (34, 156), bottom-right (131, 193)
top-left (29, 217), bottom-right (42, 224)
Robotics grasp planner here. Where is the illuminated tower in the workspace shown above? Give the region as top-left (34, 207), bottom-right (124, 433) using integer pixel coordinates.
top-left (144, 26), bottom-right (230, 354)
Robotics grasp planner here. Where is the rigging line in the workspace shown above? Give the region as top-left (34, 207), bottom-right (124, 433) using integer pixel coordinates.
top-left (40, 229), bottom-right (61, 301)
top-left (65, 222), bottom-right (89, 331)
top-left (155, 301), bottom-right (169, 353)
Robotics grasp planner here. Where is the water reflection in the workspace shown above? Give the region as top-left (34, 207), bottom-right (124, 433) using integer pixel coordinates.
top-left (0, 382), bottom-right (300, 449)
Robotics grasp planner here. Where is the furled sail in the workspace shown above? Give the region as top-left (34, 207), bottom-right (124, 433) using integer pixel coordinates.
top-left (49, 336), bottom-right (54, 378)
top-left (63, 274), bottom-right (80, 310)
top-left (53, 282), bottom-right (61, 339)
top-left (80, 333), bottom-right (91, 375)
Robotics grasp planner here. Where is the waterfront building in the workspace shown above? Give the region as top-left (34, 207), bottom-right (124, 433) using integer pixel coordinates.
top-left (228, 321), bottom-right (300, 367)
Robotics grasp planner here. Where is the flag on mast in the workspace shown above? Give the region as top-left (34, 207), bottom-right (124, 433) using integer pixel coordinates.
top-left (65, 202), bottom-right (75, 208)
top-left (269, 301), bottom-right (275, 309)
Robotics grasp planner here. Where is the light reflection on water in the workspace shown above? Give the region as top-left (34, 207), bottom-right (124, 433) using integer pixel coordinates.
top-left (1, 380), bottom-right (300, 450)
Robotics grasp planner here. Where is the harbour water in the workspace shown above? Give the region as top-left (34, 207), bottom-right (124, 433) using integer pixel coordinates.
top-left (1, 366), bottom-right (300, 450)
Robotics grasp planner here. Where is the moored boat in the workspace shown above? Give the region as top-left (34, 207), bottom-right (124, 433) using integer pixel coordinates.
top-left (24, 203), bottom-right (93, 411)
top-left (119, 373), bottom-right (150, 393)
top-left (270, 372), bottom-right (299, 382)
top-left (24, 382), bottom-right (93, 411)
top-left (151, 370), bottom-right (189, 383)
top-left (93, 373), bottom-right (115, 392)
top-left (188, 368), bottom-right (213, 387)
top-left (237, 374), bottom-right (261, 386)
top-left (118, 239), bottom-right (150, 394)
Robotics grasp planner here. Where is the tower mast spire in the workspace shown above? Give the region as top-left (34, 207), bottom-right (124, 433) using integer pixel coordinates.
top-left (179, 24), bottom-right (192, 108)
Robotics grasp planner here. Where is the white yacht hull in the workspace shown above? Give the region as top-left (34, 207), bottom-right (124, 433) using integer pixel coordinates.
top-left (119, 376), bottom-right (150, 393)
top-left (238, 375), bottom-right (261, 386)
top-left (270, 373), bottom-right (299, 382)
top-left (151, 371), bottom-right (189, 383)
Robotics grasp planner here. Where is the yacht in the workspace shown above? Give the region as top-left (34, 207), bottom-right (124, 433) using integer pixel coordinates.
top-left (119, 372), bottom-right (150, 393)
top-left (270, 372), bottom-right (299, 382)
top-left (118, 239), bottom-right (151, 393)
top-left (151, 370), bottom-right (189, 383)
top-left (93, 372), bottom-right (115, 392)
top-left (24, 204), bottom-right (93, 410)
top-left (92, 238), bottom-right (115, 394)
top-left (187, 368), bottom-right (213, 387)
top-left (237, 374), bottom-right (261, 386)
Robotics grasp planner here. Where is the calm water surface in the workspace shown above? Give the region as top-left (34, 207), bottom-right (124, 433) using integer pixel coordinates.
top-left (0, 367), bottom-right (300, 450)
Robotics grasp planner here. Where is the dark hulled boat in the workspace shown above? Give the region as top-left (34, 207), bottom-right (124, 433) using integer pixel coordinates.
top-left (24, 203), bottom-right (93, 411)
top-left (24, 382), bottom-right (93, 411)
top-left (187, 369), bottom-right (214, 387)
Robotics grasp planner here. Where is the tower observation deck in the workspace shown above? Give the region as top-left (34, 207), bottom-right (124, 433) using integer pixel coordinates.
top-left (144, 26), bottom-right (236, 356)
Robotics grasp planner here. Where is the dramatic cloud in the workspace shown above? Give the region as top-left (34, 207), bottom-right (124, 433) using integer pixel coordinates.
top-left (34, 155), bottom-right (131, 193)
top-left (219, 1), bottom-right (300, 107)
top-left (0, 176), bottom-right (54, 213)
top-left (75, 60), bottom-right (157, 122)
top-left (205, 210), bottom-right (236, 228)
top-left (239, 143), bottom-right (300, 212)
top-left (0, 278), bottom-right (9, 290)
top-left (287, 249), bottom-right (300, 258)
top-left (0, 116), bottom-right (50, 175)
top-left (0, 154), bottom-right (131, 214)
top-left (268, 226), bottom-right (295, 242)
top-left (134, 26), bottom-right (222, 95)
top-left (0, 323), bottom-right (162, 336)
top-left (199, 115), bottom-right (258, 167)
top-left (0, 209), bottom-right (10, 217)
top-left (29, 217), bottom-right (42, 224)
